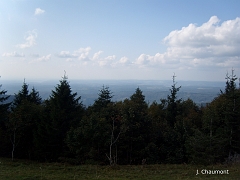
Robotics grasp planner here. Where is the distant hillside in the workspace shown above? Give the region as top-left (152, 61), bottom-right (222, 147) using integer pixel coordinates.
top-left (0, 80), bottom-right (225, 107)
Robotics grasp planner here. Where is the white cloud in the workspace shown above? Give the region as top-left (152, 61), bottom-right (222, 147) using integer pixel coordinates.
top-left (40, 54), bottom-right (51, 61)
top-left (135, 54), bottom-right (152, 65)
top-left (35, 8), bottom-right (45, 15)
top-left (2, 51), bottom-right (25, 57)
top-left (119, 56), bottom-right (129, 64)
top-left (92, 51), bottom-right (103, 60)
top-left (17, 31), bottom-right (37, 49)
top-left (164, 16), bottom-right (221, 47)
top-left (111, 56), bottom-right (131, 68)
top-left (98, 55), bottom-right (116, 67)
top-left (135, 53), bottom-right (172, 67)
top-left (105, 55), bottom-right (116, 61)
top-left (75, 47), bottom-right (91, 60)
top-left (30, 54), bottom-right (52, 63)
top-left (57, 47), bottom-right (92, 61)
top-left (58, 47), bottom-right (114, 65)
top-left (133, 16), bottom-right (240, 69)
top-left (92, 51), bottom-right (118, 67)
top-left (58, 51), bottom-right (78, 58)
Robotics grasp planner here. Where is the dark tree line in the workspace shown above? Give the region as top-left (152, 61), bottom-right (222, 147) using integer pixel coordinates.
top-left (0, 72), bottom-right (239, 165)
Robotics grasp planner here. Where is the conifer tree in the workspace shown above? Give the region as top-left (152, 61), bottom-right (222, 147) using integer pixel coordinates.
top-left (93, 85), bottom-right (113, 110)
top-left (187, 69), bottom-right (240, 164)
top-left (120, 88), bottom-right (150, 164)
top-left (66, 85), bottom-right (114, 164)
top-left (0, 83), bottom-right (11, 121)
top-left (0, 78), bottom-right (11, 157)
top-left (8, 100), bottom-right (42, 160)
top-left (12, 80), bottom-right (42, 110)
top-left (11, 80), bottom-right (29, 109)
top-left (165, 73), bottom-right (181, 127)
top-left (222, 69), bottom-right (240, 159)
top-left (41, 73), bottom-right (83, 160)
top-left (7, 79), bottom-right (42, 160)
top-left (157, 74), bottom-right (184, 163)
top-left (29, 87), bottom-right (42, 105)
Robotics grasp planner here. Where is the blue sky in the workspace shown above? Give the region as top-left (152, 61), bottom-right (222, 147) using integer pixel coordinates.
top-left (1, 0), bottom-right (240, 81)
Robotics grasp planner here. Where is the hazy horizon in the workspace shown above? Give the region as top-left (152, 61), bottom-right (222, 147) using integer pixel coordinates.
top-left (1, 79), bottom-right (227, 106)
top-left (0, 77), bottom-right (227, 83)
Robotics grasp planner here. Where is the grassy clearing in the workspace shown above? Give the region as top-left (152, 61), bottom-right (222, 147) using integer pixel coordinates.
top-left (0, 158), bottom-right (239, 180)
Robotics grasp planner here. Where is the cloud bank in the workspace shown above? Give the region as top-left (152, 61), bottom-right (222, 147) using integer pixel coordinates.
top-left (56, 16), bottom-right (240, 70)
top-left (136, 16), bottom-right (240, 69)
top-left (2, 51), bottom-right (25, 57)
top-left (29, 54), bottom-right (51, 63)
top-left (26, 16), bottom-right (239, 73)
top-left (57, 47), bottom-right (129, 67)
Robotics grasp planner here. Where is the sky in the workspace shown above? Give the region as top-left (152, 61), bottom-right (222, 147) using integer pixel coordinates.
top-left (0, 0), bottom-right (240, 81)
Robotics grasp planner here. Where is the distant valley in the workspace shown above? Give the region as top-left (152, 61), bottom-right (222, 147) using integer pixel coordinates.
top-left (1, 80), bottom-right (226, 107)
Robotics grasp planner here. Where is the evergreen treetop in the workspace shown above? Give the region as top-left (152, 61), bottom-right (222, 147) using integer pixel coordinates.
top-left (12, 79), bottom-right (42, 109)
top-left (224, 69), bottom-right (238, 95)
top-left (0, 78), bottom-right (11, 121)
top-left (93, 85), bottom-right (113, 109)
top-left (49, 74), bottom-right (82, 111)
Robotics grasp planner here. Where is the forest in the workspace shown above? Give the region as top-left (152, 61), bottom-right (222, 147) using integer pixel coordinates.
top-left (0, 71), bottom-right (239, 166)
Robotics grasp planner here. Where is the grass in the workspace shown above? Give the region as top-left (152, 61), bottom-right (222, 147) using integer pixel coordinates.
top-left (0, 158), bottom-right (239, 180)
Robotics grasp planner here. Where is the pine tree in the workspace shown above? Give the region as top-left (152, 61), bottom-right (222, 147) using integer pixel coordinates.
top-left (8, 100), bottom-right (42, 160)
top-left (42, 74), bottom-right (83, 160)
top-left (120, 88), bottom-right (150, 164)
top-left (222, 69), bottom-right (240, 159)
top-left (12, 80), bottom-right (42, 110)
top-left (93, 85), bottom-right (113, 110)
top-left (29, 87), bottom-right (42, 105)
top-left (0, 78), bottom-right (11, 157)
top-left (66, 86), bottom-right (114, 164)
top-left (7, 79), bottom-right (43, 160)
top-left (0, 84), bottom-right (11, 121)
top-left (165, 73), bottom-right (181, 127)
top-left (12, 79), bottom-right (29, 109)
top-left (187, 69), bottom-right (240, 164)
top-left (157, 74), bottom-right (184, 163)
